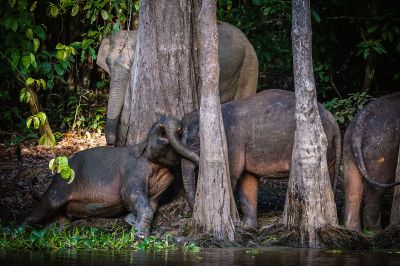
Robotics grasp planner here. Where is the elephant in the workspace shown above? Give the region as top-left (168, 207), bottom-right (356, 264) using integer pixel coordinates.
top-left (163, 89), bottom-right (341, 229)
top-left (343, 92), bottom-right (400, 233)
top-left (24, 116), bottom-right (195, 236)
top-left (96, 21), bottom-right (259, 146)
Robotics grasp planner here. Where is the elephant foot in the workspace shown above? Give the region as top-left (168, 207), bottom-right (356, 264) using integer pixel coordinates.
top-left (244, 218), bottom-right (258, 229)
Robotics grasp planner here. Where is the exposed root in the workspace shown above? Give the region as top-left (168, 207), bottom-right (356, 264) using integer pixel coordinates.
top-left (192, 233), bottom-right (240, 248)
top-left (372, 225), bottom-right (400, 249)
top-left (318, 225), bottom-right (370, 249)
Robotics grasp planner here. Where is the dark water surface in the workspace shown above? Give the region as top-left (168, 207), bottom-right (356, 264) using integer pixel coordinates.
top-left (1, 247), bottom-right (400, 266)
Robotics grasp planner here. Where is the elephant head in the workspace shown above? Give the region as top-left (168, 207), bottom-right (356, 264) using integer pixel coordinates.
top-left (161, 114), bottom-right (200, 209)
top-left (97, 30), bottom-right (137, 146)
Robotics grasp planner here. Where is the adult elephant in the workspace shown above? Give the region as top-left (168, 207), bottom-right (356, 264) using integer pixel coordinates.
top-left (343, 92), bottom-right (400, 233)
top-left (97, 21), bottom-right (259, 146)
top-left (163, 89), bottom-right (341, 228)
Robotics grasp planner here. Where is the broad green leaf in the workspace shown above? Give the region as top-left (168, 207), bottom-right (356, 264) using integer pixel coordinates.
top-left (29, 53), bottom-right (35, 64)
top-left (55, 43), bottom-right (64, 50)
top-left (54, 63), bottom-right (65, 76)
top-left (22, 55), bottom-right (31, 68)
top-left (8, 0), bottom-right (16, 7)
top-left (35, 26), bottom-right (46, 40)
top-left (47, 79), bottom-right (54, 89)
top-left (112, 22), bottom-right (120, 33)
top-left (26, 117), bottom-right (33, 128)
top-left (33, 116), bottom-right (40, 129)
top-left (101, 10), bottom-right (109, 20)
top-left (33, 38), bottom-right (40, 52)
top-left (71, 5), bottom-right (79, 16)
top-left (26, 77), bottom-right (35, 86)
top-left (367, 25), bottom-right (379, 33)
top-left (10, 52), bottom-right (20, 67)
top-left (56, 50), bottom-right (67, 60)
top-left (57, 156), bottom-right (69, 167)
top-left (50, 5), bottom-right (59, 17)
top-left (37, 112), bottom-right (47, 125)
top-left (49, 158), bottom-right (55, 172)
top-left (311, 9), bottom-right (321, 23)
top-left (26, 29), bottom-right (33, 39)
top-left (41, 62), bottom-right (51, 73)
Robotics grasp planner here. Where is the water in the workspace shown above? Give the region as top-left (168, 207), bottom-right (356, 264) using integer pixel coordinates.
top-left (1, 247), bottom-right (400, 266)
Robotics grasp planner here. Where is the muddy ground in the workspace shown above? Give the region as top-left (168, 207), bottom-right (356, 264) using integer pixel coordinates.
top-left (0, 133), bottom-right (397, 248)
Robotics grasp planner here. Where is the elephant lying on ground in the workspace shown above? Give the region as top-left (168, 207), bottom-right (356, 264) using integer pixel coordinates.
top-left (96, 21), bottom-right (259, 146)
top-left (344, 92), bottom-right (400, 233)
top-left (163, 89), bottom-right (341, 228)
top-left (25, 117), bottom-right (185, 236)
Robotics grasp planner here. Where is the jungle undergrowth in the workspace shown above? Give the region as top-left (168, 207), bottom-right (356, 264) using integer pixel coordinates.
top-left (0, 224), bottom-right (200, 251)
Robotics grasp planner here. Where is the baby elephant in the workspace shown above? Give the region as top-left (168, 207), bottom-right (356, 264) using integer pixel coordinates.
top-left (25, 116), bottom-right (182, 237)
top-left (164, 89), bottom-right (341, 229)
top-left (344, 92), bottom-right (400, 233)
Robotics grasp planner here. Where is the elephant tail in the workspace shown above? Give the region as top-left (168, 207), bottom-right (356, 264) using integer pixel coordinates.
top-left (352, 120), bottom-right (400, 188)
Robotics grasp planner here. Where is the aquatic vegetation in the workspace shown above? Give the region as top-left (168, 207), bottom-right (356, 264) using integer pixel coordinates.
top-left (0, 224), bottom-right (176, 251)
top-left (183, 242), bottom-right (201, 252)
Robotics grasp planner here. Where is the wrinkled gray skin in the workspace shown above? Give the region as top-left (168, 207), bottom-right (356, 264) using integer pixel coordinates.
top-left (25, 117), bottom-right (183, 237)
top-left (165, 89), bottom-right (341, 228)
top-left (96, 21), bottom-right (259, 146)
top-left (344, 92), bottom-right (400, 233)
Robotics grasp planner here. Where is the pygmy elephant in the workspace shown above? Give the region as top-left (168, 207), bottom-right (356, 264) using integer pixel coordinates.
top-left (164, 89), bottom-right (341, 229)
top-left (344, 92), bottom-right (400, 233)
top-left (25, 116), bottom-right (191, 236)
top-left (96, 21), bottom-right (259, 146)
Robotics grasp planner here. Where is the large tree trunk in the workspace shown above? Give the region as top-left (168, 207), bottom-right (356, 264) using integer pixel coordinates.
top-left (117, 0), bottom-right (199, 145)
top-left (191, 0), bottom-right (238, 241)
top-left (282, 0), bottom-right (338, 248)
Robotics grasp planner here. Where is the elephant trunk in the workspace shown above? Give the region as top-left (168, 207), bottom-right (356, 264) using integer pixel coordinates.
top-left (181, 158), bottom-right (197, 209)
top-left (105, 63), bottom-right (130, 146)
top-left (163, 118), bottom-right (200, 165)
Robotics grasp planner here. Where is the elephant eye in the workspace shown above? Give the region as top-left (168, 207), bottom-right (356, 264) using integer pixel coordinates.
top-left (177, 127), bottom-right (182, 135)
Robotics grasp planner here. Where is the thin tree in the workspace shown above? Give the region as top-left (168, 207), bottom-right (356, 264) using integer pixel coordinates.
top-left (191, 0), bottom-right (239, 241)
top-left (282, 0), bottom-right (339, 248)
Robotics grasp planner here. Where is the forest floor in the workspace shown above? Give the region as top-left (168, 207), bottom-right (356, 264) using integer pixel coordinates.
top-left (0, 132), bottom-right (398, 248)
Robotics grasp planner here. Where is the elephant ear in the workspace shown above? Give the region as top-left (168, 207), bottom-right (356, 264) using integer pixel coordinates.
top-left (129, 141), bottom-right (147, 159)
top-left (96, 36), bottom-right (111, 74)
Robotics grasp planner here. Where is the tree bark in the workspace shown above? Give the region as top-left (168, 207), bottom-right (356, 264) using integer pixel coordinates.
top-left (117, 0), bottom-right (199, 145)
top-left (191, 0), bottom-right (238, 241)
top-left (390, 145), bottom-right (400, 225)
top-left (282, 0), bottom-right (338, 248)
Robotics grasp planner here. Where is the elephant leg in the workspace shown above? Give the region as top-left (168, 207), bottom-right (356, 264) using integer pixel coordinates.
top-left (363, 184), bottom-right (384, 233)
top-left (239, 173), bottom-right (259, 229)
top-left (344, 154), bottom-right (364, 232)
top-left (122, 186), bottom-right (154, 237)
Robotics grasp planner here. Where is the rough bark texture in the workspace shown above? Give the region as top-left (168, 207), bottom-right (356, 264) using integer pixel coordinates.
top-left (117, 0), bottom-right (199, 145)
top-left (282, 0), bottom-right (338, 248)
top-left (192, 0), bottom-right (238, 241)
top-left (390, 146), bottom-right (400, 225)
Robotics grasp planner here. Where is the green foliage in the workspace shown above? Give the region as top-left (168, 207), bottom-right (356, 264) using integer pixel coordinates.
top-left (183, 242), bottom-right (201, 252)
top-left (49, 156), bottom-right (75, 183)
top-left (0, 224), bottom-right (176, 250)
top-left (26, 112), bottom-right (46, 130)
top-left (323, 92), bottom-right (372, 126)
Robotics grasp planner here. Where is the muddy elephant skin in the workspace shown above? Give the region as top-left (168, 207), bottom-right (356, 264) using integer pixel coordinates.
top-left (25, 117), bottom-right (182, 236)
top-left (166, 89), bottom-right (341, 229)
top-left (344, 92), bottom-right (400, 233)
top-left (96, 21), bottom-right (259, 146)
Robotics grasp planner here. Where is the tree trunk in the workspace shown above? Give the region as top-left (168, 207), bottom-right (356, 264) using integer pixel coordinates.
top-left (390, 145), bottom-right (400, 225)
top-left (282, 0), bottom-right (338, 248)
top-left (27, 87), bottom-right (55, 146)
top-left (117, 0), bottom-right (199, 145)
top-left (191, 0), bottom-right (238, 241)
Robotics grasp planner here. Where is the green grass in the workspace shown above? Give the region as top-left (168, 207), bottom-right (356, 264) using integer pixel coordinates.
top-left (0, 224), bottom-right (179, 251)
